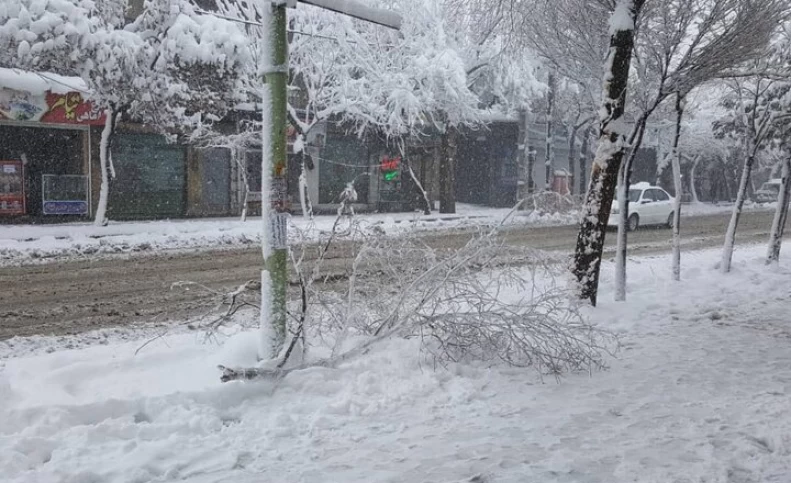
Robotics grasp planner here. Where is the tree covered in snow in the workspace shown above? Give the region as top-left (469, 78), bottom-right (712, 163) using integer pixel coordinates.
top-left (716, 57), bottom-right (791, 271)
top-left (0, 0), bottom-right (249, 225)
top-left (568, 0), bottom-right (646, 306)
top-left (512, 0), bottom-right (606, 195)
top-left (442, 0), bottom-right (546, 206)
top-left (653, 91), bottom-right (732, 203)
top-left (526, 0), bottom-right (791, 304)
top-left (207, 0), bottom-right (490, 215)
top-left (608, 0), bottom-right (790, 301)
top-left (713, 27), bottom-right (791, 269)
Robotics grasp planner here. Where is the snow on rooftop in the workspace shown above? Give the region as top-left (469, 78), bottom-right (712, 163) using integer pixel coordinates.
top-left (0, 67), bottom-right (88, 95)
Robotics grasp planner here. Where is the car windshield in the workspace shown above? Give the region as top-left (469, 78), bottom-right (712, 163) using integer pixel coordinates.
top-left (760, 183), bottom-right (780, 193)
top-left (614, 189), bottom-right (642, 202)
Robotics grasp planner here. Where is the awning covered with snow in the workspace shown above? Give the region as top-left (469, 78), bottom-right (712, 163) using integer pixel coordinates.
top-left (0, 67), bottom-right (104, 126)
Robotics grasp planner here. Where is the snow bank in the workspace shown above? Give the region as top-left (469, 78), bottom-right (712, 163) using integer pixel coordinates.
top-left (683, 201), bottom-right (770, 217)
top-left (1, 202), bottom-right (765, 266)
top-left (0, 204), bottom-right (579, 265)
top-left (2, 245), bottom-right (791, 482)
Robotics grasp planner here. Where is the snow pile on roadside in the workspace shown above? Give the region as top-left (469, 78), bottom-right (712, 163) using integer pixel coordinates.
top-left (2, 245), bottom-right (791, 482)
top-left (0, 204), bottom-right (578, 265)
top-left (684, 200), bottom-right (770, 217)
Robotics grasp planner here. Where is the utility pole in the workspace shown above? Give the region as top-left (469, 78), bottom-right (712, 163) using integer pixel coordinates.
top-left (263, 1), bottom-right (289, 353)
top-left (261, 0), bottom-right (400, 357)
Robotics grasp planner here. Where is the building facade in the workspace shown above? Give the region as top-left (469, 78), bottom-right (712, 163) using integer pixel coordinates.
top-left (3, 68), bottom-right (571, 222)
top-left (0, 68), bottom-right (103, 221)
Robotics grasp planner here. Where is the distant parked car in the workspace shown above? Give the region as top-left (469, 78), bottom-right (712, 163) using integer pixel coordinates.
top-left (609, 183), bottom-right (675, 231)
top-left (754, 179), bottom-right (782, 203)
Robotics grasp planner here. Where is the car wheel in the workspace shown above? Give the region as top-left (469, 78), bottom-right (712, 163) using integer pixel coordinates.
top-left (628, 214), bottom-right (639, 232)
top-left (667, 212), bottom-right (674, 229)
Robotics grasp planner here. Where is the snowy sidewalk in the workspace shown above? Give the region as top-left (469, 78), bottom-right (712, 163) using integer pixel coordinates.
top-left (0, 204), bottom-right (576, 265)
top-left (2, 244), bottom-right (791, 482)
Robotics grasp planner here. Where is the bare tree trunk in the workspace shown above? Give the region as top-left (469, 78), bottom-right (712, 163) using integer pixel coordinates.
top-left (405, 159), bottom-right (431, 215)
top-left (721, 152), bottom-right (757, 273)
top-left (237, 150), bottom-right (250, 222)
top-left (572, 0), bottom-right (644, 306)
top-left (613, 115), bottom-right (649, 301)
top-left (298, 154), bottom-right (313, 219)
top-left (517, 109), bottom-right (531, 203)
top-left (579, 128), bottom-right (590, 196)
top-left (567, 123), bottom-right (579, 195)
top-left (527, 141), bottom-right (536, 195)
top-left (544, 73), bottom-right (556, 190)
top-left (439, 127), bottom-right (457, 214)
top-left (766, 157), bottom-right (791, 265)
top-left (723, 167), bottom-right (734, 202)
top-left (689, 155), bottom-right (700, 204)
top-left (613, 173), bottom-right (629, 301)
top-left (94, 107), bottom-right (121, 226)
top-left (670, 94), bottom-right (685, 282)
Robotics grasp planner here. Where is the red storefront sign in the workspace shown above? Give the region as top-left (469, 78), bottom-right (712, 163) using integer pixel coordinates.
top-left (0, 160), bottom-right (26, 215)
top-left (0, 88), bottom-right (105, 126)
top-left (42, 92), bottom-right (105, 125)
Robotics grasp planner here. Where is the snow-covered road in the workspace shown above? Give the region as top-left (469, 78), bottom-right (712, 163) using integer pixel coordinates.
top-left (0, 204), bottom-right (578, 266)
top-left (2, 245), bottom-right (791, 482)
top-left (0, 202), bottom-right (765, 266)
top-left (0, 209), bottom-right (782, 340)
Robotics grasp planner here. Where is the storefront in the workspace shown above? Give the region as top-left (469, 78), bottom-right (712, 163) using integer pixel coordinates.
top-left (0, 68), bottom-right (104, 221)
top-left (457, 123), bottom-right (519, 207)
top-left (186, 147), bottom-right (232, 217)
top-left (107, 132), bottom-right (186, 219)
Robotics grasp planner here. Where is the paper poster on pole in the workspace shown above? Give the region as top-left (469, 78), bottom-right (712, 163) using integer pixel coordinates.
top-left (270, 177), bottom-right (288, 211)
top-left (269, 212), bottom-right (289, 249)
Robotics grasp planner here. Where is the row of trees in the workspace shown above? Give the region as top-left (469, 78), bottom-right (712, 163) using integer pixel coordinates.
top-left (4, 0), bottom-right (791, 310)
top-left (1, 0), bottom-right (555, 224)
top-left (454, 0), bottom-right (791, 304)
top-left (532, 0), bottom-right (790, 305)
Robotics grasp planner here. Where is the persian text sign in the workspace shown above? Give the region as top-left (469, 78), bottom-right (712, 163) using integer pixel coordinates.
top-left (42, 92), bottom-right (105, 125)
top-left (0, 88), bottom-right (105, 126)
top-left (43, 201), bottom-right (89, 215)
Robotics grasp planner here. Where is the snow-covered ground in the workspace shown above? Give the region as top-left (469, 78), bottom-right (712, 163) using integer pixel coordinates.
top-left (684, 200), bottom-right (770, 217)
top-left (2, 244), bottom-right (791, 482)
top-left (0, 204), bottom-right (576, 266)
top-left (0, 202), bottom-right (769, 266)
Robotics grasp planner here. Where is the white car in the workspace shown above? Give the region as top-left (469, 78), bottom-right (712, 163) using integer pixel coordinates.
top-left (609, 183), bottom-right (675, 231)
top-left (755, 179), bottom-right (782, 203)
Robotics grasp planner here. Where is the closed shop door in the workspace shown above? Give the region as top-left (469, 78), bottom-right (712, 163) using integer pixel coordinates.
top-left (110, 134), bottom-right (185, 219)
top-left (199, 148), bottom-right (231, 215)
